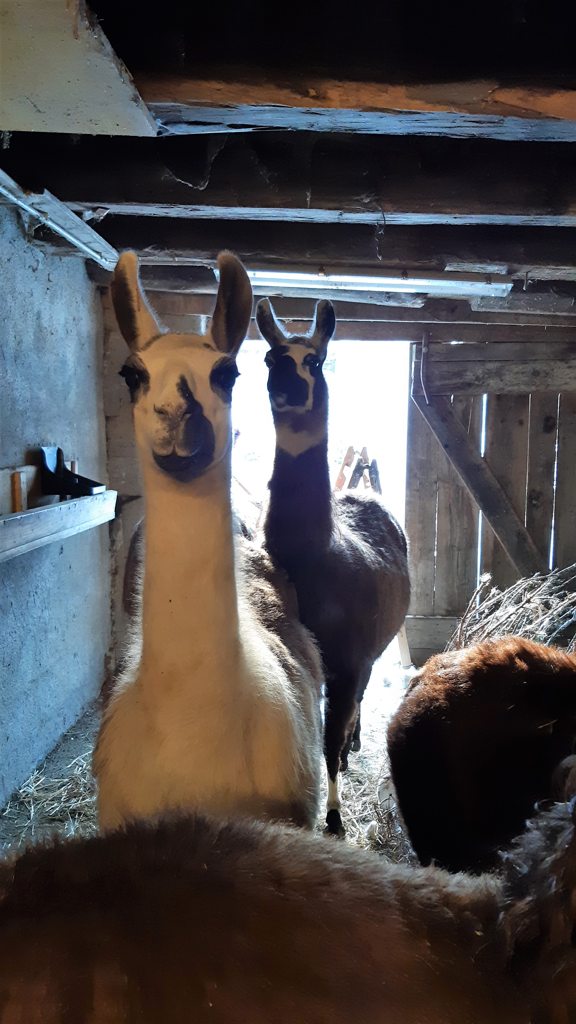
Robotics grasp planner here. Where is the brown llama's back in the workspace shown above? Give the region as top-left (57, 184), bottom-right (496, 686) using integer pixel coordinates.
top-left (387, 636), bottom-right (576, 873)
top-left (0, 813), bottom-right (531, 1024)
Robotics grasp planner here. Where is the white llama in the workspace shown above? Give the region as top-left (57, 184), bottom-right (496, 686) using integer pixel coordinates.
top-left (94, 251), bottom-right (323, 830)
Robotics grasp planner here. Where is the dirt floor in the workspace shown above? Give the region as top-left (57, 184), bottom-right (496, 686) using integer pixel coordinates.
top-left (0, 646), bottom-right (416, 862)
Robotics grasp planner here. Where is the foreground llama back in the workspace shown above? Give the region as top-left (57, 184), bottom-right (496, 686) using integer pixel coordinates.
top-left (94, 251), bottom-right (322, 832)
top-left (387, 636), bottom-right (576, 873)
top-left (2, 800), bottom-right (576, 1023)
top-left (256, 297), bottom-right (410, 836)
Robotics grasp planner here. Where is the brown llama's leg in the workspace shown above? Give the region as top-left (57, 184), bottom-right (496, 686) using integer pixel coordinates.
top-left (324, 685), bottom-right (359, 837)
top-left (348, 663), bottom-right (372, 758)
top-left (351, 708), bottom-right (362, 753)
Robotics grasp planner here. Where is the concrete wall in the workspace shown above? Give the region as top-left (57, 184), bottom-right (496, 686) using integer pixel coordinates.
top-left (0, 207), bottom-right (110, 805)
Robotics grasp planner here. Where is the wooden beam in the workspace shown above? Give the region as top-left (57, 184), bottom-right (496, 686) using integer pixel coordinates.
top-left (413, 341), bottom-right (576, 395)
top-left (5, 133), bottom-right (576, 229)
top-left (54, 220), bottom-right (576, 281)
top-left (411, 393), bottom-right (546, 577)
top-left (138, 74), bottom-right (576, 142)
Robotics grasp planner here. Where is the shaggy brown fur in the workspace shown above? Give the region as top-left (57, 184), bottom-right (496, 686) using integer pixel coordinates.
top-left (1, 801), bottom-right (576, 1023)
top-left (387, 636), bottom-right (576, 873)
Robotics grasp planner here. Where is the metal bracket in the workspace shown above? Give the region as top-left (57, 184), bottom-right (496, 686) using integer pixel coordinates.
top-left (40, 446), bottom-right (105, 500)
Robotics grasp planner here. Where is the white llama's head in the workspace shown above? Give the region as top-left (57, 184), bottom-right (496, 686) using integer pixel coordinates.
top-left (112, 251), bottom-right (253, 483)
top-left (256, 298), bottom-right (336, 419)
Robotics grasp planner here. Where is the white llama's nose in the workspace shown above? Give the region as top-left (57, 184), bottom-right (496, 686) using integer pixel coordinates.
top-left (154, 373), bottom-right (200, 422)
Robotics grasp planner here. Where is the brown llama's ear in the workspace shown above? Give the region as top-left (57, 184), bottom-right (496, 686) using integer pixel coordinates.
top-left (111, 251), bottom-right (164, 351)
top-left (309, 300), bottom-right (336, 354)
top-left (255, 298), bottom-right (289, 348)
top-left (211, 251), bottom-right (253, 355)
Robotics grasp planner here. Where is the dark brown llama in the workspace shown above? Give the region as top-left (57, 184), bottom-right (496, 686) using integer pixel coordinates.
top-left (256, 297), bottom-right (410, 835)
top-left (387, 636), bottom-right (576, 873)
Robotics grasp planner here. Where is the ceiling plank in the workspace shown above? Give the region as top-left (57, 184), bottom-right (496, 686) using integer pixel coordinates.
top-left (143, 288), bottom-right (576, 325)
top-left (56, 219), bottom-right (576, 281)
top-left (138, 74), bottom-right (576, 142)
top-left (7, 133), bottom-right (576, 229)
top-left (157, 313), bottom-right (576, 346)
top-left (412, 341), bottom-right (576, 394)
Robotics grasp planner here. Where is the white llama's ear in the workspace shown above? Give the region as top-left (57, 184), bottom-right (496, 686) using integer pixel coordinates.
top-left (111, 251), bottom-right (164, 351)
top-left (255, 298), bottom-right (289, 348)
top-left (211, 251), bottom-right (253, 355)
top-left (309, 299), bottom-right (336, 353)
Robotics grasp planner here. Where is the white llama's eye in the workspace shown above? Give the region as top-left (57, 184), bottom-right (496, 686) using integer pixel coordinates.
top-left (119, 362), bottom-right (149, 402)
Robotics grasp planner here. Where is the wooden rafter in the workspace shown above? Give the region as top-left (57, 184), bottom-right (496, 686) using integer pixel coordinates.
top-left (138, 74), bottom-right (576, 142)
top-left (43, 220), bottom-right (576, 281)
top-left (7, 133), bottom-right (576, 228)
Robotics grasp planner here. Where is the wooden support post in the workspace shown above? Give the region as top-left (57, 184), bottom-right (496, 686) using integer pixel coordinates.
top-left (411, 393), bottom-right (546, 578)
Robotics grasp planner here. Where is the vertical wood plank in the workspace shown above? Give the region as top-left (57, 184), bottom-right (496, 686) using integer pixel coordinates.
top-left (434, 396), bottom-right (482, 614)
top-left (405, 384), bottom-right (438, 615)
top-left (554, 392), bottom-right (576, 568)
top-left (482, 394), bottom-right (530, 588)
top-left (526, 393), bottom-right (558, 567)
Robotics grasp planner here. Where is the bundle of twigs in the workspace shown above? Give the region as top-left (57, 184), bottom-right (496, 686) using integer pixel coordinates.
top-left (448, 564), bottom-right (576, 652)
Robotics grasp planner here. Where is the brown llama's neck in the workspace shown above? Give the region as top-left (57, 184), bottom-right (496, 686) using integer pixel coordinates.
top-left (139, 459), bottom-right (241, 689)
top-left (265, 439), bottom-right (334, 563)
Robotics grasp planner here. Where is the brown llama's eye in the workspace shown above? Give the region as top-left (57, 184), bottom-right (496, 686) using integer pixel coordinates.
top-left (303, 353), bottom-right (321, 375)
top-left (264, 351), bottom-right (275, 369)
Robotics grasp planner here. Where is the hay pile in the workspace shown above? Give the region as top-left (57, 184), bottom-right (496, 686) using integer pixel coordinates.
top-left (448, 564), bottom-right (576, 652)
top-left (0, 751), bottom-right (97, 855)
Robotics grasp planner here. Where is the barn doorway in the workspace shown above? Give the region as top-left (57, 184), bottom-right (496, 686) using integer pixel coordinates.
top-left (232, 335), bottom-right (411, 577)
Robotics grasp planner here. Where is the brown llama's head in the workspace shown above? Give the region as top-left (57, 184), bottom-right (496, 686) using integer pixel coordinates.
top-left (112, 251), bottom-right (253, 483)
top-left (256, 298), bottom-right (336, 455)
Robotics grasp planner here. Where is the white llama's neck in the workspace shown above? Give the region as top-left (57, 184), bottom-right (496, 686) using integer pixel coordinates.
top-left (139, 461), bottom-right (240, 687)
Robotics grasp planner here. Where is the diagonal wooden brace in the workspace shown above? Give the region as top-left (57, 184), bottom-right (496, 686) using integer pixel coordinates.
top-left (411, 392), bottom-right (547, 577)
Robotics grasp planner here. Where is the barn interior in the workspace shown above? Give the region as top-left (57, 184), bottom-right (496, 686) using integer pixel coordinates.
top-left (2, 0), bottom-right (576, 852)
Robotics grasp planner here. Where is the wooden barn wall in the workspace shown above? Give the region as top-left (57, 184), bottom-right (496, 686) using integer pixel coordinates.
top-left (405, 344), bottom-right (576, 632)
top-left (406, 391), bottom-right (481, 618)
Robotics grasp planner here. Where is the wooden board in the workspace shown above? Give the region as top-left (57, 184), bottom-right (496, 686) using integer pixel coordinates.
top-left (413, 341), bottom-right (576, 395)
top-left (434, 396), bottom-right (482, 613)
top-left (405, 389), bottom-right (439, 615)
top-left (554, 392), bottom-right (576, 568)
top-left (0, 491), bottom-right (117, 563)
top-left (7, 133), bottom-right (576, 229)
top-left (138, 74), bottom-right (576, 142)
top-left (49, 220), bottom-right (576, 282)
top-left (526, 394), bottom-right (559, 566)
top-left (482, 395), bottom-right (530, 588)
top-left (404, 615), bottom-right (460, 666)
